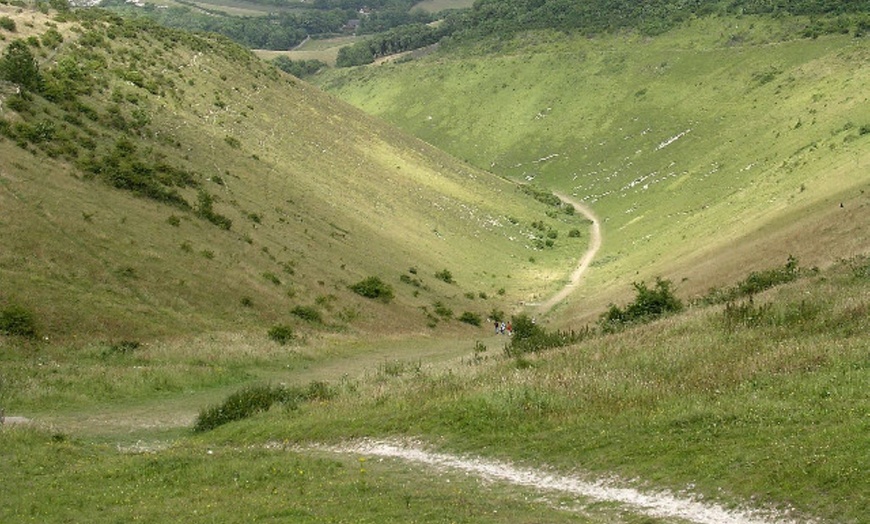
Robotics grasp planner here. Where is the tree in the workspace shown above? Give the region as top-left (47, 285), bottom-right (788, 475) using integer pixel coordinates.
top-left (0, 40), bottom-right (42, 92)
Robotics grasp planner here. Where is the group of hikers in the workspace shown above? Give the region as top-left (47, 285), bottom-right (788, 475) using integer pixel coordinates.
top-left (494, 321), bottom-right (512, 336)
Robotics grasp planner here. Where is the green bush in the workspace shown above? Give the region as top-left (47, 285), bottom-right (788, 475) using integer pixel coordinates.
top-left (600, 278), bottom-right (683, 333)
top-left (0, 16), bottom-right (16, 32)
top-left (505, 314), bottom-right (589, 357)
top-left (195, 190), bottom-right (232, 230)
top-left (194, 381), bottom-right (335, 432)
top-left (435, 269), bottom-right (454, 284)
top-left (432, 301), bottom-right (452, 319)
top-left (194, 384), bottom-right (288, 432)
top-left (702, 256), bottom-right (803, 304)
top-left (0, 304), bottom-right (37, 338)
top-left (291, 305), bottom-right (322, 323)
top-left (350, 276), bottom-right (394, 302)
top-left (0, 40), bottom-right (41, 92)
top-left (267, 324), bottom-right (294, 345)
top-left (458, 311), bottom-right (482, 326)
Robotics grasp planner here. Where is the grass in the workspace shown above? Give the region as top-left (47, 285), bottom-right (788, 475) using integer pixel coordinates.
top-left (217, 257), bottom-right (869, 522)
top-left (0, 5), bottom-right (582, 343)
top-left (1, 5), bottom-right (868, 523)
top-left (3, 257), bottom-right (865, 522)
top-left (313, 15), bottom-right (870, 324)
top-left (254, 36), bottom-right (359, 66)
top-left (412, 0), bottom-right (476, 13)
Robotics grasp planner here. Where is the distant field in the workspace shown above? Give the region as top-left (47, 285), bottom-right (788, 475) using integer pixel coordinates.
top-left (413, 0), bottom-right (475, 13)
top-left (159, 0), bottom-right (305, 16)
top-left (256, 35), bottom-right (358, 65)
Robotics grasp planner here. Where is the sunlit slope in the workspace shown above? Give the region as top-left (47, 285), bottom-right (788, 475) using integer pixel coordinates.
top-left (316, 17), bottom-right (870, 322)
top-left (0, 7), bottom-right (583, 340)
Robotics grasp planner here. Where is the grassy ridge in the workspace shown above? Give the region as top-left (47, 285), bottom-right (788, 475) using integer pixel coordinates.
top-left (314, 16), bottom-right (870, 323)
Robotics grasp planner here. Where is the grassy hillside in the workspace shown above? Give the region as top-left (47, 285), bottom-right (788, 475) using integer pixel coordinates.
top-left (314, 16), bottom-right (870, 325)
top-left (1, 7), bottom-right (868, 524)
top-left (0, 5), bottom-right (586, 343)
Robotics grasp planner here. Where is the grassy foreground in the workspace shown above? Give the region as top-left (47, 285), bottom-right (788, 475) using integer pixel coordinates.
top-left (2, 257), bottom-right (867, 522)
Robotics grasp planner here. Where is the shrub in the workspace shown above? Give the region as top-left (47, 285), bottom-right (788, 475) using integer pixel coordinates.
top-left (194, 384), bottom-right (287, 432)
top-left (0, 304), bottom-right (37, 338)
top-left (505, 314), bottom-right (589, 357)
top-left (195, 190), bottom-right (232, 230)
top-left (0, 16), bottom-right (16, 32)
top-left (350, 276), bottom-right (394, 302)
top-left (0, 40), bottom-right (41, 92)
top-left (702, 256), bottom-right (802, 304)
top-left (433, 301), bottom-right (452, 319)
top-left (600, 278), bottom-right (683, 333)
top-left (194, 381), bottom-right (334, 432)
top-left (435, 269), bottom-right (454, 284)
top-left (291, 305), bottom-right (322, 323)
top-left (267, 324), bottom-right (294, 345)
top-left (458, 311), bottom-right (482, 326)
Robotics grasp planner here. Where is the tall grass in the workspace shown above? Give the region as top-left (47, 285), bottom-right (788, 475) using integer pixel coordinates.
top-left (246, 257), bottom-right (869, 522)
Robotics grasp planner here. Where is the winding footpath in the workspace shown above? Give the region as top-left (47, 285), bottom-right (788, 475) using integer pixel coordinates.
top-left (310, 439), bottom-right (793, 524)
top-left (536, 192), bottom-right (602, 315)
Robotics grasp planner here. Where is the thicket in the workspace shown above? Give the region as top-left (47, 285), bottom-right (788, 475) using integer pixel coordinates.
top-left (453, 0), bottom-right (870, 40)
top-left (193, 381), bottom-right (334, 432)
top-left (504, 313), bottom-right (589, 357)
top-left (336, 22), bottom-right (448, 67)
top-left (0, 39), bottom-right (42, 92)
top-left (599, 278), bottom-right (683, 333)
top-left (0, 304), bottom-right (38, 338)
top-left (701, 256), bottom-right (806, 305)
top-left (350, 276), bottom-right (394, 302)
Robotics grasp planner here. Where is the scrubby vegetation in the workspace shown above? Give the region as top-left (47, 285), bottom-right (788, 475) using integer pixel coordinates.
top-left (194, 381), bottom-right (334, 432)
top-left (349, 276), bottom-right (394, 302)
top-left (0, 304), bottom-right (37, 338)
top-left (599, 278), bottom-right (684, 333)
top-left (701, 256), bottom-right (807, 304)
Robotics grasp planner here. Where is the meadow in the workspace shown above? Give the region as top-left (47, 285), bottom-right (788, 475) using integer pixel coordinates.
top-left (1, 4), bottom-right (868, 523)
top-left (314, 16), bottom-right (870, 324)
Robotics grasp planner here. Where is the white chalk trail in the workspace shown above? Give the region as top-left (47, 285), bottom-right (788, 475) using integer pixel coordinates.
top-left (310, 439), bottom-right (796, 524)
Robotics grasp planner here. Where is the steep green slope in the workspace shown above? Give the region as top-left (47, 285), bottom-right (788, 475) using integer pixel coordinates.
top-left (315, 16), bottom-right (870, 323)
top-left (0, 6), bottom-right (586, 342)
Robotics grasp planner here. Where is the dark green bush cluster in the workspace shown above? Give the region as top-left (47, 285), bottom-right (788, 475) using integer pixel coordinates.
top-left (193, 381), bottom-right (335, 432)
top-left (432, 301), bottom-right (452, 319)
top-left (350, 276), bottom-right (394, 302)
top-left (0, 304), bottom-right (37, 338)
top-left (267, 324), bottom-right (294, 345)
top-left (434, 269), bottom-right (454, 284)
top-left (195, 190), bottom-right (232, 230)
top-left (505, 314), bottom-right (589, 357)
top-left (600, 278), bottom-right (683, 333)
top-left (0, 40), bottom-right (42, 92)
top-left (702, 256), bottom-right (803, 305)
top-left (291, 305), bottom-right (322, 323)
top-left (0, 16), bottom-right (16, 32)
top-left (458, 311), bottom-right (481, 326)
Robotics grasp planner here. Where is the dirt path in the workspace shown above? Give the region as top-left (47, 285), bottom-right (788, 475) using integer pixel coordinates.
top-left (535, 193), bottom-right (602, 315)
top-left (310, 439), bottom-right (792, 524)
